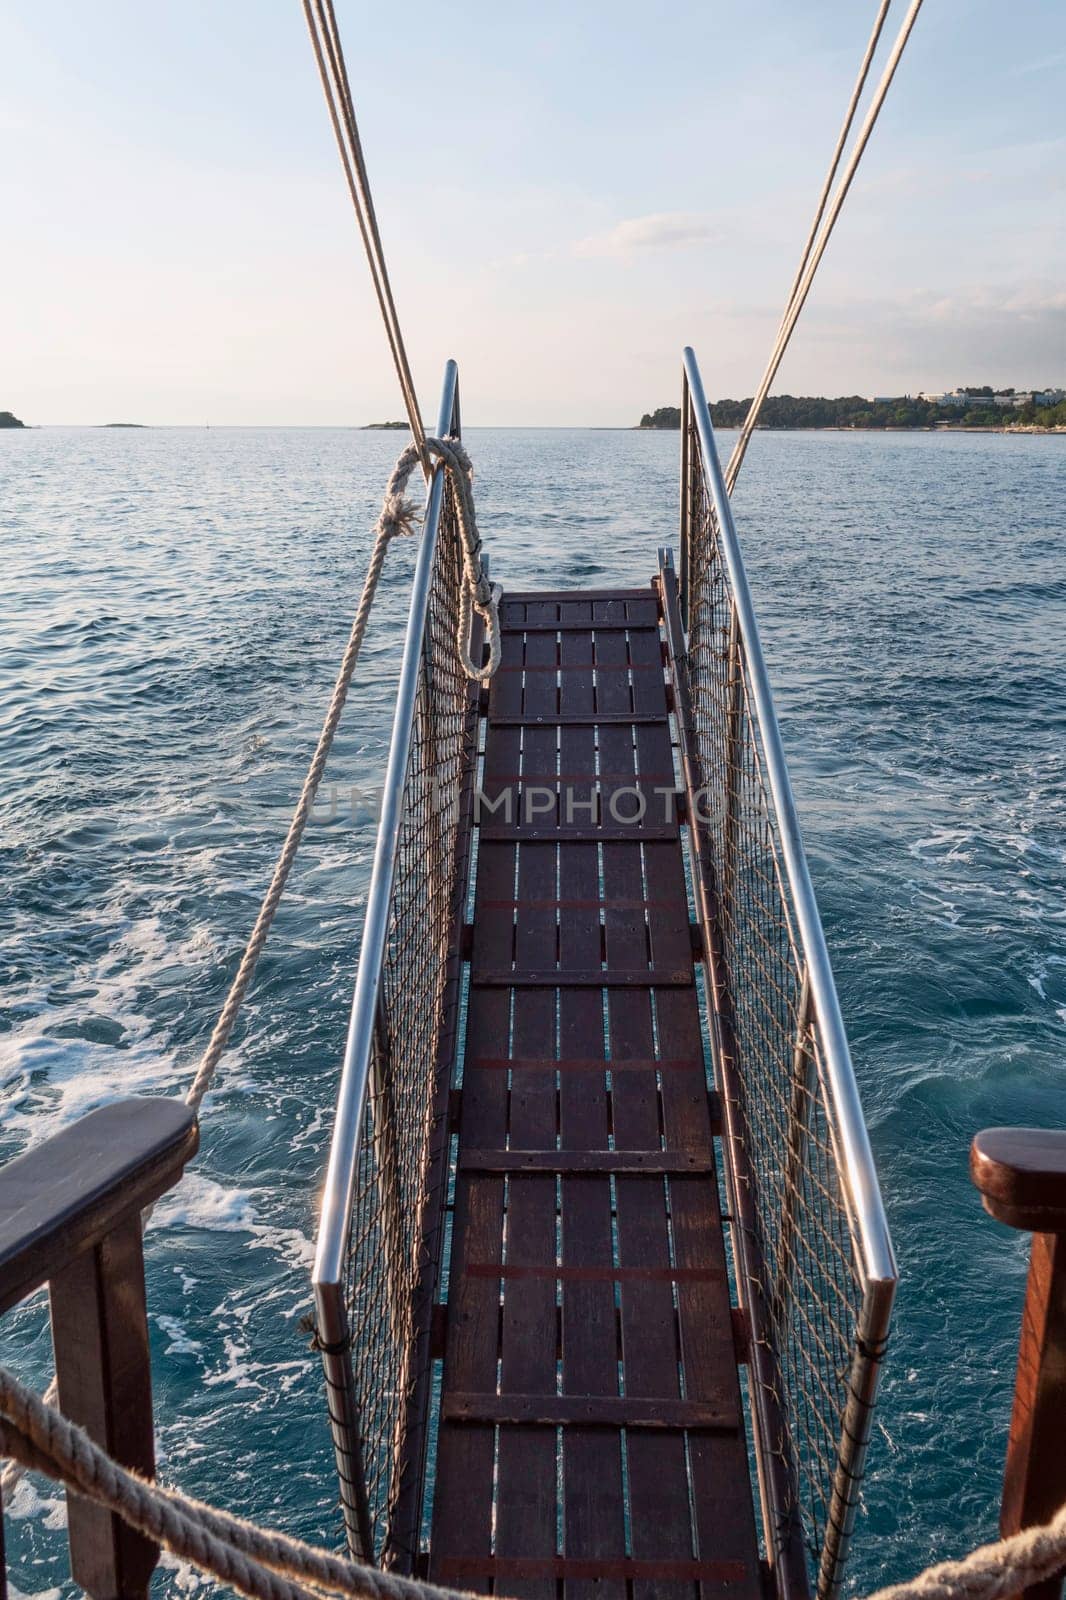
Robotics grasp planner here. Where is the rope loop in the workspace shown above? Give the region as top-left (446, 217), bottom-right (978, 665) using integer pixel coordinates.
top-left (375, 435), bottom-right (502, 684)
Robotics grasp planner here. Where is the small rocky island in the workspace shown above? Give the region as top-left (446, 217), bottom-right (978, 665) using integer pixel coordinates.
top-left (1, 410), bottom-right (26, 428)
top-left (362, 420), bottom-right (409, 430)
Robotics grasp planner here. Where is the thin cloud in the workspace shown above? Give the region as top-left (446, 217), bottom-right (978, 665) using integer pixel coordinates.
top-left (1011, 49), bottom-right (1066, 77)
top-left (575, 211), bottom-right (718, 258)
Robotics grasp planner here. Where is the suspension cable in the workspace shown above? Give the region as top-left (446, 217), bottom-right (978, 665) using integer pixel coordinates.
top-left (301, 0), bottom-right (429, 469)
top-left (755, 0), bottom-right (892, 403)
top-left (725, 0), bottom-right (924, 493)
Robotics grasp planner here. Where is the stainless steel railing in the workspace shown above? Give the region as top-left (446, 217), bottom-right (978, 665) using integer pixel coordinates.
top-left (312, 361), bottom-right (481, 1566)
top-left (668, 346), bottom-right (897, 1600)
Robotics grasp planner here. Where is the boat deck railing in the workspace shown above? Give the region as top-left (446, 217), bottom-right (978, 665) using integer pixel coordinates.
top-left (312, 351), bottom-right (897, 1598)
top-left (312, 361), bottom-right (480, 1563)
top-left (673, 346), bottom-right (897, 1598)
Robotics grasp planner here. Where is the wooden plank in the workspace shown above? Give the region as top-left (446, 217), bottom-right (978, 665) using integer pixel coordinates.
top-left (0, 1098), bottom-right (198, 1313)
top-left (604, 828), bottom-right (697, 1600)
top-left (429, 969), bottom-right (511, 1586)
top-left (653, 988), bottom-right (761, 1600)
top-left (498, 661), bottom-right (663, 674)
top-left (549, 650), bottom-right (624, 1600)
top-left (437, 1556), bottom-right (748, 1584)
top-left (502, 621), bottom-right (661, 635)
top-left (465, 1264), bottom-right (725, 1284)
top-left (972, 1127), bottom-right (1066, 1231)
top-left (488, 712), bottom-right (669, 727)
top-left (468, 1056), bottom-right (704, 1075)
top-left (51, 1214), bottom-right (158, 1599)
top-left (503, 588), bottom-right (656, 604)
top-left (478, 826), bottom-right (679, 844)
top-left (429, 586), bottom-right (761, 1600)
top-left (460, 1150), bottom-right (715, 1175)
top-left (597, 630), bottom-right (686, 1591)
top-left (470, 969), bottom-right (691, 989)
top-left (493, 611), bottom-right (561, 1600)
top-left (442, 1394), bottom-right (735, 1429)
top-left (971, 1130), bottom-right (1066, 1599)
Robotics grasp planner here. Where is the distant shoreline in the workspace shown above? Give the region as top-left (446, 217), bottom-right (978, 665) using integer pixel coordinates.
top-left (6, 421), bottom-right (1064, 434)
top-left (640, 393), bottom-right (1066, 434)
top-left (637, 422), bottom-right (1065, 436)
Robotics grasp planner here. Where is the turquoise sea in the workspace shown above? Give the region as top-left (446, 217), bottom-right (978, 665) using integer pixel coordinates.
top-left (1, 423), bottom-right (1064, 1596)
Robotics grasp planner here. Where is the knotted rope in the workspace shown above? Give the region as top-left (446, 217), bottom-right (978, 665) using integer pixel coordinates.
top-left (382, 435), bottom-right (502, 684)
top-left (1, 1357), bottom-right (1065, 1600)
top-left (0, 436), bottom-right (498, 1501)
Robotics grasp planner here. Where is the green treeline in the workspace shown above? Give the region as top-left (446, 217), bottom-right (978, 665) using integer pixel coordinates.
top-left (638, 396), bottom-right (1066, 431)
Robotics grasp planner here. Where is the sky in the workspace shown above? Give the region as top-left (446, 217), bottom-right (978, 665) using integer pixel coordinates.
top-left (1, 0), bottom-right (1064, 426)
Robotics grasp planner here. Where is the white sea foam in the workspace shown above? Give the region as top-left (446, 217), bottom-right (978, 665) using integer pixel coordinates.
top-left (0, 905), bottom-right (231, 1152)
top-left (151, 1174), bottom-right (315, 1270)
top-left (155, 1314), bottom-right (205, 1356)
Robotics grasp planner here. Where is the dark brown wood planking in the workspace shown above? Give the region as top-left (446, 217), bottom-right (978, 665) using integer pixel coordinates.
top-left (428, 589), bottom-right (761, 1600)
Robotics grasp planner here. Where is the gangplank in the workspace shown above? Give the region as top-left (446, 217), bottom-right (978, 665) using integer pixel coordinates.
top-left (311, 350), bottom-right (898, 1600)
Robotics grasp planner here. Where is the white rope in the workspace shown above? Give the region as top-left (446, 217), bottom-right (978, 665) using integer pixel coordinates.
top-left (725, 0), bottom-right (925, 493)
top-left (0, 1361), bottom-right (465, 1600)
top-left (384, 436), bottom-right (502, 683)
top-left (2, 1355), bottom-right (1065, 1600)
top-left (866, 1506), bottom-right (1066, 1600)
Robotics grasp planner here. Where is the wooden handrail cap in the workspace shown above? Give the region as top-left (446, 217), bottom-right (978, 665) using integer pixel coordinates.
top-left (971, 1127), bottom-right (1066, 1232)
top-left (0, 1096), bottom-right (198, 1312)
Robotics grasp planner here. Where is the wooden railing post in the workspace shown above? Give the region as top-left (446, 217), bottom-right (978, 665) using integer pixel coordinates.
top-left (0, 1097), bottom-right (198, 1600)
top-left (971, 1127), bottom-right (1066, 1600)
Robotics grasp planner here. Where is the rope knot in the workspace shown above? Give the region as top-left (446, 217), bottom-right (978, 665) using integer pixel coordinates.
top-left (377, 491), bottom-right (420, 541)
top-left (370, 435), bottom-right (501, 685)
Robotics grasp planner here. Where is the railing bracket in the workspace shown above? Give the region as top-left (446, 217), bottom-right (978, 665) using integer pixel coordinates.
top-left (430, 1302), bottom-right (449, 1361)
top-left (732, 1307), bottom-right (752, 1363)
top-left (708, 1089), bottom-right (723, 1135)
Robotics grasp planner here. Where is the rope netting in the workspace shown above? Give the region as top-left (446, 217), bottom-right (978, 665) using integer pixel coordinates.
top-left (682, 402), bottom-right (891, 1586)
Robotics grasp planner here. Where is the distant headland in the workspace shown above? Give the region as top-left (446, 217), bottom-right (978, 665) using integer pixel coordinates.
top-left (1, 410), bottom-right (25, 428)
top-left (362, 420), bottom-right (409, 430)
top-left (639, 386), bottom-right (1066, 432)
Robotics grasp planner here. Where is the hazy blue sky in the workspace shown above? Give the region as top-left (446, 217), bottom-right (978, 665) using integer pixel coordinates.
top-left (2, 1), bottom-right (1064, 424)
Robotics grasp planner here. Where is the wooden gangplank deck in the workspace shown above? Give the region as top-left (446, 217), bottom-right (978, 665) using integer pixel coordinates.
top-left (429, 587), bottom-right (761, 1600)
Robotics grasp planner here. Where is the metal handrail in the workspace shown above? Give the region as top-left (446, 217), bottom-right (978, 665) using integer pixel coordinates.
top-left (678, 346), bottom-right (897, 1600)
top-left (682, 346), bottom-right (895, 1290)
top-left (312, 360), bottom-right (460, 1559)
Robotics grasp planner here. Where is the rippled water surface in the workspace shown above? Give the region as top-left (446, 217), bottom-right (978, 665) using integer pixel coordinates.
top-left (2, 423), bottom-right (1064, 1597)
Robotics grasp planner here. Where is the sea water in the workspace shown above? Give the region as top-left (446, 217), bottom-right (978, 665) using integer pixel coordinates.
top-left (1, 423), bottom-right (1063, 1596)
